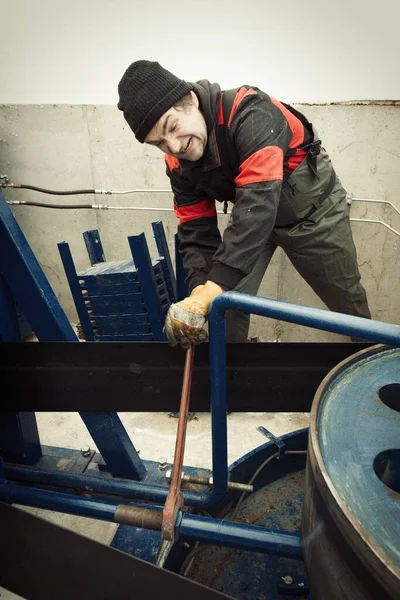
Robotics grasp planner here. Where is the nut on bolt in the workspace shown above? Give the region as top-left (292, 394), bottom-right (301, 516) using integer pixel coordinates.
top-left (158, 457), bottom-right (168, 471)
top-left (81, 445), bottom-right (91, 457)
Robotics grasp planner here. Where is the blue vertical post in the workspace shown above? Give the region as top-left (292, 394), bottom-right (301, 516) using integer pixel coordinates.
top-left (0, 413), bottom-right (42, 465)
top-left (83, 230), bottom-right (106, 266)
top-left (0, 275), bottom-right (21, 340)
top-left (58, 242), bottom-right (95, 341)
top-left (174, 233), bottom-right (189, 301)
top-left (79, 413), bottom-right (147, 480)
top-left (0, 192), bottom-right (77, 341)
top-left (152, 221), bottom-right (176, 303)
top-left (128, 233), bottom-right (166, 341)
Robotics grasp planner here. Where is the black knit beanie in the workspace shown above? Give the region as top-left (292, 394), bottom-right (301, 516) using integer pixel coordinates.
top-left (117, 60), bottom-right (193, 143)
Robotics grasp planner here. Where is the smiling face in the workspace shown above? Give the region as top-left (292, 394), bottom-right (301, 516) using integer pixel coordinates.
top-left (144, 91), bottom-right (208, 161)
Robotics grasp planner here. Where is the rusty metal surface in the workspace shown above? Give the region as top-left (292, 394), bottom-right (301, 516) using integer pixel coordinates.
top-left (186, 469), bottom-right (307, 599)
top-left (303, 344), bottom-right (400, 599)
top-left (114, 504), bottom-right (163, 529)
top-left (163, 345), bottom-right (195, 541)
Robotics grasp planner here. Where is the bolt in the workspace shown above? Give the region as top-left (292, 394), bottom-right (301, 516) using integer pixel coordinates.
top-left (283, 575), bottom-right (294, 585)
top-left (238, 582), bottom-right (248, 591)
top-left (158, 457), bottom-right (168, 471)
top-left (81, 445), bottom-right (91, 457)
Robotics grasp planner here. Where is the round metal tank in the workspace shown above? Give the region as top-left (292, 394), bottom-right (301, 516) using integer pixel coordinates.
top-left (302, 344), bottom-right (400, 599)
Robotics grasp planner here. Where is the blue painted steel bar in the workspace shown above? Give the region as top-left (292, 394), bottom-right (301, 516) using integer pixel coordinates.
top-left (0, 481), bottom-right (117, 522)
top-left (0, 480), bottom-right (302, 558)
top-left (207, 292), bottom-right (400, 503)
top-left (57, 241), bottom-right (95, 341)
top-left (174, 233), bottom-right (189, 301)
top-left (83, 229), bottom-right (106, 266)
top-left (178, 513), bottom-right (302, 559)
top-left (128, 233), bottom-right (166, 340)
top-left (4, 463), bottom-right (212, 507)
top-left (152, 221), bottom-right (176, 303)
top-left (257, 426), bottom-right (286, 457)
top-left (0, 413), bottom-right (42, 465)
top-left (79, 412), bottom-right (147, 480)
top-left (0, 192), bottom-right (77, 341)
top-left (0, 274), bottom-right (21, 340)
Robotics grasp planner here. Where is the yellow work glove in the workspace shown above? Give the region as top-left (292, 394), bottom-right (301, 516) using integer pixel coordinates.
top-left (163, 282), bottom-right (223, 349)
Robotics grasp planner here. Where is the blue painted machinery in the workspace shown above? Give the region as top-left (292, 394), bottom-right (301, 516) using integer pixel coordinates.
top-left (58, 223), bottom-right (179, 342)
top-left (1, 189), bottom-right (400, 599)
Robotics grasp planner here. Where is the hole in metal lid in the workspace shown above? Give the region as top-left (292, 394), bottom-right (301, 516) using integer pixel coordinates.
top-left (373, 449), bottom-right (400, 494)
top-left (378, 383), bottom-right (400, 412)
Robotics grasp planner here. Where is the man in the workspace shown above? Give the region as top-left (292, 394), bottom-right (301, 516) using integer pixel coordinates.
top-left (117, 60), bottom-right (370, 347)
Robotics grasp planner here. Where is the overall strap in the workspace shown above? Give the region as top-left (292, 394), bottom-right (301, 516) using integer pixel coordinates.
top-left (222, 87), bottom-right (240, 125)
top-left (221, 88), bottom-right (240, 213)
top-left (282, 102), bottom-right (321, 178)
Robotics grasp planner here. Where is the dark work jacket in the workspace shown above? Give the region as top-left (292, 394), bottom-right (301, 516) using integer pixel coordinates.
top-left (165, 80), bottom-right (314, 292)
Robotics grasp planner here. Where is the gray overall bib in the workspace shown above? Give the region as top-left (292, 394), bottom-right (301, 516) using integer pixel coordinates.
top-left (225, 132), bottom-right (370, 341)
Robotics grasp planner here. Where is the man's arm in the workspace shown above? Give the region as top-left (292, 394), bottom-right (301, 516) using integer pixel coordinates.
top-left (165, 155), bottom-right (222, 292)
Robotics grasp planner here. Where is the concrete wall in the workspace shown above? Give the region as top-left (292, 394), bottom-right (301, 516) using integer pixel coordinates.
top-left (1, 103), bottom-right (399, 341)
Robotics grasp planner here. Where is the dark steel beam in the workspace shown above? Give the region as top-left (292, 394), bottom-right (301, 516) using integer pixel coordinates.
top-left (0, 341), bottom-right (371, 412)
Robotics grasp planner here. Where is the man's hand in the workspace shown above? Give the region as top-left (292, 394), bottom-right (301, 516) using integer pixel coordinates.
top-left (163, 281), bottom-right (223, 348)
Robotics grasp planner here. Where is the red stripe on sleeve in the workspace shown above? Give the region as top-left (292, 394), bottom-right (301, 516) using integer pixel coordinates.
top-left (270, 97), bottom-right (304, 149)
top-left (217, 93), bottom-right (224, 125)
top-left (174, 199), bottom-right (217, 224)
top-left (234, 146), bottom-right (284, 187)
top-left (165, 155), bottom-right (180, 171)
top-left (227, 87), bottom-right (258, 129)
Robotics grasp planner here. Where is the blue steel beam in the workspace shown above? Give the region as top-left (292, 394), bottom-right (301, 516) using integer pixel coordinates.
top-left (0, 480), bottom-right (302, 559)
top-left (0, 274), bottom-right (21, 340)
top-left (79, 412), bottom-right (146, 481)
top-left (174, 233), bottom-right (188, 301)
top-left (0, 413), bottom-right (42, 465)
top-left (58, 241), bottom-right (96, 341)
top-left (3, 463), bottom-right (209, 507)
top-left (0, 192), bottom-right (77, 341)
top-left (207, 292), bottom-right (400, 502)
top-left (128, 233), bottom-right (166, 340)
top-left (152, 222), bottom-right (176, 303)
top-left (177, 513), bottom-right (302, 559)
top-left (83, 229), bottom-right (106, 266)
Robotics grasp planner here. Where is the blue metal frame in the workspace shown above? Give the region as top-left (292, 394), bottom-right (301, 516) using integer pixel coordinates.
top-left (2, 291), bottom-right (400, 560)
top-left (79, 412), bottom-right (146, 480)
top-left (0, 274), bottom-right (21, 340)
top-left (0, 480), bottom-right (302, 560)
top-left (152, 222), bottom-right (176, 303)
top-left (207, 292), bottom-right (400, 502)
top-left (0, 413), bottom-right (42, 465)
top-left (0, 192), bottom-right (77, 341)
top-left (257, 426), bottom-right (286, 457)
top-left (128, 233), bottom-right (166, 340)
top-left (58, 241), bottom-right (96, 341)
top-left (174, 233), bottom-right (189, 301)
top-left (83, 229), bottom-right (106, 266)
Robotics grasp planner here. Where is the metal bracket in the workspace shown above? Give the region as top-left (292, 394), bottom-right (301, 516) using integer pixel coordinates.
top-left (277, 573), bottom-right (310, 595)
top-left (257, 426), bottom-right (286, 457)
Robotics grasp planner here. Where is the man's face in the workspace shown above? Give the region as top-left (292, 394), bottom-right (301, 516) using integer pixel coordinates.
top-left (144, 91), bottom-right (207, 161)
